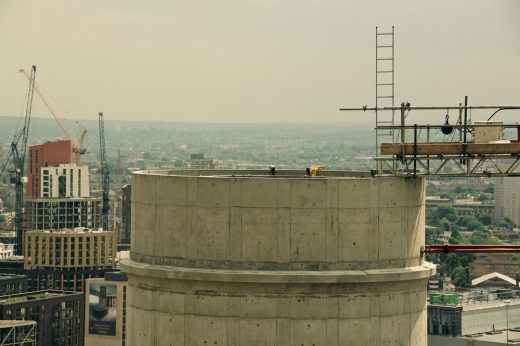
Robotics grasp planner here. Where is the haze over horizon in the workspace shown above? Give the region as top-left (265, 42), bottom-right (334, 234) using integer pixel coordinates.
top-left (1, 0), bottom-right (519, 124)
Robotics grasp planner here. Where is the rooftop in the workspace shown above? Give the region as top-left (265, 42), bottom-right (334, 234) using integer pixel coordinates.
top-left (26, 197), bottom-right (100, 202)
top-left (135, 168), bottom-right (378, 179)
top-left (26, 227), bottom-right (109, 235)
top-left (463, 298), bottom-right (520, 312)
top-left (462, 329), bottom-right (520, 344)
top-left (0, 290), bottom-right (81, 305)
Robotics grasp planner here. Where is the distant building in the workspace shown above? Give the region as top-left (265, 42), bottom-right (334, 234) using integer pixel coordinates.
top-left (24, 229), bottom-right (117, 291)
top-left (0, 274), bottom-right (27, 296)
top-left (0, 212), bottom-right (14, 228)
top-left (428, 296), bottom-right (520, 345)
top-left (0, 258), bottom-right (45, 292)
top-left (0, 257), bottom-right (25, 279)
top-left (428, 303), bottom-right (462, 337)
top-left (40, 164), bottom-right (90, 198)
top-left (84, 272), bottom-right (127, 346)
top-left (470, 253), bottom-right (520, 280)
top-left (0, 231), bottom-right (15, 247)
top-left (0, 243), bottom-right (13, 259)
top-left (119, 185), bottom-right (131, 245)
top-left (26, 140), bottom-right (73, 198)
top-left (189, 153), bottom-right (216, 169)
top-left (494, 176), bottom-right (520, 224)
top-left (451, 199), bottom-right (494, 217)
top-left (0, 320), bottom-right (37, 346)
top-left (425, 197), bottom-right (494, 218)
top-left (428, 273), bottom-right (454, 292)
top-left (0, 290), bottom-right (84, 346)
top-left (26, 198), bottom-right (102, 231)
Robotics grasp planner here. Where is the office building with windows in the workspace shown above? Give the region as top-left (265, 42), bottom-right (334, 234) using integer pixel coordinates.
top-left (40, 164), bottom-right (90, 198)
top-left (0, 290), bottom-right (84, 346)
top-left (27, 140), bottom-right (73, 199)
top-left (24, 229), bottom-right (117, 291)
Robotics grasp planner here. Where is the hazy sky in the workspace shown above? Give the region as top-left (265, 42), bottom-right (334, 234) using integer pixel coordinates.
top-left (0, 0), bottom-right (519, 124)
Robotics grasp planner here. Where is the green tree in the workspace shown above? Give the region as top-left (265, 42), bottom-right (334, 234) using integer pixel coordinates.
top-left (441, 254), bottom-right (461, 275)
top-left (439, 218), bottom-right (454, 231)
top-left (436, 205), bottom-right (456, 220)
top-left (454, 186), bottom-right (466, 193)
top-left (467, 219), bottom-right (485, 231)
top-left (448, 236), bottom-right (460, 244)
top-left (450, 228), bottom-right (461, 240)
top-left (487, 235), bottom-right (501, 245)
top-left (497, 217), bottom-right (516, 229)
top-left (476, 194), bottom-right (489, 202)
top-left (457, 215), bottom-right (484, 231)
top-left (470, 231), bottom-right (486, 244)
top-left (478, 214), bottom-right (492, 226)
top-left (426, 227), bottom-right (443, 244)
top-left (452, 266), bottom-right (470, 287)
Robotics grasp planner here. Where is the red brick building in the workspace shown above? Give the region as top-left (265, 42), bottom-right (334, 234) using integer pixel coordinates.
top-left (26, 139), bottom-right (72, 198)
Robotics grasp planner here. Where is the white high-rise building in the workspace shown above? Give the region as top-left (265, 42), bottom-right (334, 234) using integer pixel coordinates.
top-left (494, 177), bottom-right (520, 225)
top-left (40, 164), bottom-right (90, 198)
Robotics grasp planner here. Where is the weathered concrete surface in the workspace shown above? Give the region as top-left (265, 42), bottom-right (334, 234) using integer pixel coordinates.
top-left (122, 170), bottom-right (435, 345)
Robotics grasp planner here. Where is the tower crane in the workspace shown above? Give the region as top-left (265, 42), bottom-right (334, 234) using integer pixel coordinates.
top-left (98, 112), bottom-right (110, 230)
top-left (0, 66), bottom-right (37, 255)
top-left (19, 69), bottom-right (88, 164)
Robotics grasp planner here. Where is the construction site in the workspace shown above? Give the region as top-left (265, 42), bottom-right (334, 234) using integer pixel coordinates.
top-left (0, 11), bottom-right (516, 344)
top-left (114, 26), bottom-right (520, 346)
top-left (0, 65), bottom-right (114, 346)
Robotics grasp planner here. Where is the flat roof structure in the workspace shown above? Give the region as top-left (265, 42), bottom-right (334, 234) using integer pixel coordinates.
top-left (0, 290), bottom-right (84, 346)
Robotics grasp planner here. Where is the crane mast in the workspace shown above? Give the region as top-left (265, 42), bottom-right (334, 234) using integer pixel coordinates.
top-left (13, 65), bottom-right (36, 255)
top-left (98, 112), bottom-right (110, 230)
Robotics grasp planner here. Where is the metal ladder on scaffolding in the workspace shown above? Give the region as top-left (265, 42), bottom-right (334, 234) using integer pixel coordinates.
top-left (375, 26), bottom-right (395, 167)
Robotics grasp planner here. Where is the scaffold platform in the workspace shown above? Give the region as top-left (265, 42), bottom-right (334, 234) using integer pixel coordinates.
top-left (340, 103), bottom-right (520, 177)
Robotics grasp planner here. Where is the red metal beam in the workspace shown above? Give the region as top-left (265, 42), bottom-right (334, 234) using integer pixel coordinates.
top-left (424, 244), bottom-right (520, 254)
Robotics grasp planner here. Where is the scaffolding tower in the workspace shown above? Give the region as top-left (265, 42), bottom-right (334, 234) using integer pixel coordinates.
top-left (0, 320), bottom-right (36, 346)
top-left (340, 103), bottom-right (520, 176)
top-left (375, 26), bottom-right (395, 163)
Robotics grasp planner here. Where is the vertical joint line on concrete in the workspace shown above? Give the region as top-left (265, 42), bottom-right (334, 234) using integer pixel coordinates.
top-left (276, 180), bottom-right (279, 260)
top-left (228, 179), bottom-right (231, 260)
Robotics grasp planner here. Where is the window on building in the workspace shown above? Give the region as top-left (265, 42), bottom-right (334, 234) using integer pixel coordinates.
top-left (58, 176), bottom-right (67, 198)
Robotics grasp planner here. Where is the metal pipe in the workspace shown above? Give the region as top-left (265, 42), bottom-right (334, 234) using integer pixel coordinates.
top-left (401, 103), bottom-right (406, 144)
top-left (340, 105), bottom-right (520, 111)
top-left (426, 125), bottom-right (430, 171)
top-left (458, 103), bottom-right (463, 142)
top-left (424, 244), bottom-right (520, 253)
top-left (463, 96), bottom-right (468, 144)
top-left (376, 124), bottom-right (519, 130)
top-left (413, 124), bottom-right (417, 177)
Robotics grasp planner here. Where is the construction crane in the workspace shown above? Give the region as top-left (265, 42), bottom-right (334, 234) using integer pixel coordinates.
top-left (98, 112), bottom-right (110, 230)
top-left (19, 68), bottom-right (88, 164)
top-left (9, 66), bottom-right (36, 255)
